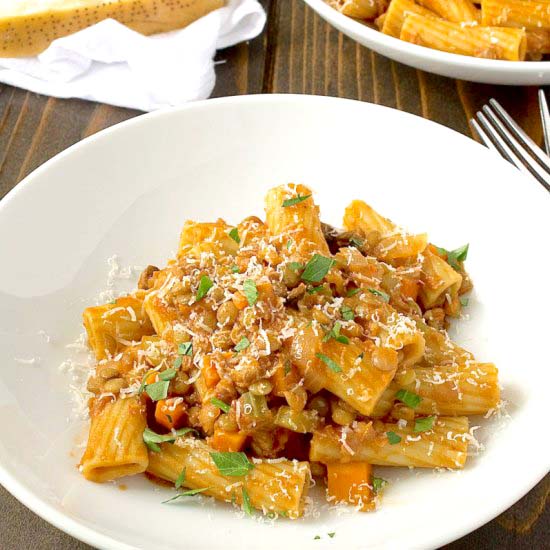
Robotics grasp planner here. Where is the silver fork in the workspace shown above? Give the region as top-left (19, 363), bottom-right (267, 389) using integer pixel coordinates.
top-left (470, 90), bottom-right (550, 193)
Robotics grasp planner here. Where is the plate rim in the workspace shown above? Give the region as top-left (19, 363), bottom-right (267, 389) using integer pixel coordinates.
top-left (0, 93), bottom-right (548, 550)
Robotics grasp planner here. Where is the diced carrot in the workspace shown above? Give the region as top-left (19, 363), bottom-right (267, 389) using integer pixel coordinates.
top-left (327, 462), bottom-right (374, 511)
top-left (209, 430), bottom-right (247, 452)
top-left (232, 291), bottom-right (248, 310)
top-left (155, 398), bottom-right (187, 430)
top-left (400, 278), bottom-right (419, 301)
top-left (202, 356), bottom-right (220, 389)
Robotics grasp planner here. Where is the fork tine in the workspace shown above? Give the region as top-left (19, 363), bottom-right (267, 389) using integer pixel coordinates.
top-left (538, 89), bottom-right (550, 157)
top-left (474, 112), bottom-right (535, 181)
top-left (488, 98), bottom-right (550, 173)
top-left (470, 118), bottom-right (500, 155)
top-left (481, 105), bottom-right (550, 192)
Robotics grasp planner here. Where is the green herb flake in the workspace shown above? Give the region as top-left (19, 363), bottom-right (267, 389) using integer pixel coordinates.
top-left (316, 352), bottom-right (342, 373)
top-left (414, 416), bottom-right (435, 433)
top-left (395, 389), bottom-right (422, 409)
top-left (286, 239), bottom-right (293, 250)
top-left (159, 368), bottom-right (177, 381)
top-left (138, 370), bottom-right (152, 395)
top-left (228, 227), bottom-right (241, 244)
top-left (437, 244), bottom-right (469, 270)
top-left (368, 288), bottom-right (390, 303)
top-left (288, 261), bottom-right (304, 272)
top-left (242, 487), bottom-right (253, 516)
top-left (386, 431), bottom-right (402, 445)
top-left (231, 264), bottom-right (240, 273)
top-left (350, 236), bottom-right (364, 248)
top-left (346, 288), bottom-right (361, 297)
top-left (284, 360), bottom-right (291, 376)
top-left (301, 254), bottom-right (335, 283)
top-left (372, 477), bottom-right (387, 493)
top-left (234, 337), bottom-right (250, 353)
top-left (460, 297), bottom-right (469, 307)
top-left (328, 532), bottom-right (336, 538)
top-left (282, 194), bottom-right (311, 207)
top-left (173, 356), bottom-right (183, 369)
top-left (178, 342), bottom-right (193, 356)
top-left (162, 487), bottom-right (210, 503)
top-left (196, 275), bottom-right (214, 301)
top-left (143, 427), bottom-right (196, 452)
top-left (209, 451), bottom-right (255, 477)
top-left (243, 279), bottom-right (258, 306)
top-left (341, 305), bottom-right (354, 321)
top-left (314, 536), bottom-right (321, 540)
top-left (145, 380), bottom-right (170, 402)
top-left (109, 299), bottom-right (117, 305)
top-left (175, 467), bottom-right (186, 490)
top-left (211, 397), bottom-right (231, 413)
top-left (323, 321), bottom-right (349, 345)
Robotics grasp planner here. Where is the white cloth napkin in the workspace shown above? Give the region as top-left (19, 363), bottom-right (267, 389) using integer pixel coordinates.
top-left (0, 0), bottom-right (266, 111)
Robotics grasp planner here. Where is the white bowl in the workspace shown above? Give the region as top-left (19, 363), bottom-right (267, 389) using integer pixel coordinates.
top-left (303, 0), bottom-right (550, 85)
top-left (0, 95), bottom-right (549, 550)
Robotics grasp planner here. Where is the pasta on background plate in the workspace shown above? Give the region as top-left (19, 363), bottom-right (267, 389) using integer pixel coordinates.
top-left (79, 184), bottom-right (499, 518)
top-left (330, 0), bottom-right (550, 61)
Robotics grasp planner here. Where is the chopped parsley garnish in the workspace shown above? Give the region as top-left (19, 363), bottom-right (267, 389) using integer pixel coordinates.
top-left (436, 243), bottom-right (469, 270)
top-left (414, 416), bottom-right (435, 432)
top-left (228, 227), bottom-right (240, 244)
top-left (210, 451), bottom-right (255, 476)
top-left (386, 431), bottom-right (402, 445)
top-left (143, 427), bottom-right (196, 452)
top-left (460, 296), bottom-right (469, 307)
top-left (175, 467), bottom-right (186, 489)
top-left (242, 487), bottom-right (253, 516)
top-left (145, 380), bottom-right (170, 401)
top-left (284, 360), bottom-right (291, 376)
top-left (282, 194), bottom-right (311, 207)
top-left (314, 536), bottom-right (321, 540)
top-left (395, 389), bottom-right (422, 408)
top-left (231, 264), bottom-right (240, 273)
top-left (341, 305), bottom-right (354, 321)
top-left (243, 279), bottom-right (258, 306)
top-left (178, 341), bottom-right (193, 356)
top-left (162, 487), bottom-right (210, 503)
top-left (301, 254), bottom-right (335, 283)
top-left (316, 352), bottom-right (342, 373)
top-left (173, 356), bottom-right (183, 369)
top-left (159, 368), bottom-right (177, 381)
top-left (328, 532), bottom-right (336, 538)
top-left (196, 275), bottom-right (213, 301)
top-left (346, 288), bottom-right (361, 297)
top-left (286, 239), bottom-right (293, 249)
top-left (350, 236), bottom-right (364, 248)
top-left (368, 288), bottom-right (390, 303)
top-left (288, 261), bottom-right (304, 272)
top-left (323, 321), bottom-right (349, 344)
top-left (234, 337), bottom-right (250, 352)
top-left (211, 397), bottom-right (231, 413)
top-left (372, 477), bottom-right (387, 493)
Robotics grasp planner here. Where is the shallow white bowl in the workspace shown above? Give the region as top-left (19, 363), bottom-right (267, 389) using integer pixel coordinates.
top-left (303, 0), bottom-right (550, 85)
top-left (0, 95), bottom-right (549, 550)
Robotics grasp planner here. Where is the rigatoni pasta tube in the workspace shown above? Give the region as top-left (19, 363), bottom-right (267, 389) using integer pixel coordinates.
top-left (419, 248), bottom-right (462, 310)
top-left (83, 292), bottom-right (154, 361)
top-left (527, 29), bottom-right (550, 55)
top-left (290, 322), bottom-right (399, 416)
top-left (178, 220), bottom-right (239, 259)
top-left (80, 397), bottom-right (148, 482)
top-left (381, 0), bottom-right (437, 38)
top-left (384, 362), bottom-right (500, 416)
top-left (416, 0), bottom-right (479, 22)
top-left (265, 184), bottom-right (331, 256)
top-left (310, 417), bottom-right (469, 469)
top-left (147, 438), bottom-right (311, 518)
top-left (400, 13), bottom-right (527, 61)
top-left (481, 0), bottom-right (550, 30)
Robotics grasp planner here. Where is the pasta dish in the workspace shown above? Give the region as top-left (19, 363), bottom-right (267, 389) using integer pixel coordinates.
top-left (79, 184), bottom-right (499, 518)
top-left (330, 0), bottom-right (550, 62)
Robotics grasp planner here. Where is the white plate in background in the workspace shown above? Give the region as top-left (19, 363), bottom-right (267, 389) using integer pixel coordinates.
top-left (0, 95), bottom-right (548, 550)
top-left (303, 0), bottom-right (550, 85)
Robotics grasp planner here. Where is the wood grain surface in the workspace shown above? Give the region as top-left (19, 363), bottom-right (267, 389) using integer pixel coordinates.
top-left (0, 0), bottom-right (548, 548)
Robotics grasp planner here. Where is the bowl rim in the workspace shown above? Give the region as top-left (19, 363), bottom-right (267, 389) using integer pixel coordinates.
top-left (0, 94), bottom-right (548, 550)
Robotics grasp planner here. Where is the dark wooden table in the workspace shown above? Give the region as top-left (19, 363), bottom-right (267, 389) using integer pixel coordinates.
top-left (0, 0), bottom-right (548, 548)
